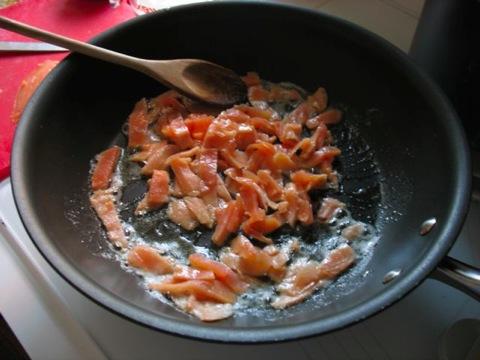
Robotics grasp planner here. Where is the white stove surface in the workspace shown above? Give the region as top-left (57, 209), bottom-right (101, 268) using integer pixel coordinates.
top-left (1, 178), bottom-right (479, 360)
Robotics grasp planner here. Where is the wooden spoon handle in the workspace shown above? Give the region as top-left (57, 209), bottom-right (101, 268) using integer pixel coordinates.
top-left (0, 16), bottom-right (151, 74)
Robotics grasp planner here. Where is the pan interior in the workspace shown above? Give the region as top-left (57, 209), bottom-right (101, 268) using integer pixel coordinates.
top-left (12, 2), bottom-right (469, 340)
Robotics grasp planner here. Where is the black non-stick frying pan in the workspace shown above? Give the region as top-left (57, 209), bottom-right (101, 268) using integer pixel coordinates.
top-left (10, 2), bottom-right (477, 343)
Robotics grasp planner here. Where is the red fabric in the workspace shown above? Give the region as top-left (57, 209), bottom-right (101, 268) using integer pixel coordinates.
top-left (0, 0), bottom-right (136, 180)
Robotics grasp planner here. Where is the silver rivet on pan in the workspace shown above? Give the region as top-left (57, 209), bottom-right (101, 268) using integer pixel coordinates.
top-left (420, 218), bottom-right (437, 236)
top-left (383, 269), bottom-right (401, 284)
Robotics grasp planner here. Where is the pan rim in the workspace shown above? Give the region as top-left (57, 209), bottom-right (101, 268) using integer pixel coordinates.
top-left (10, 0), bottom-right (472, 343)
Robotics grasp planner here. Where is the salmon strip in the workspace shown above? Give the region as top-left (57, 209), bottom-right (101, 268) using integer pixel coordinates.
top-left (141, 144), bottom-right (179, 176)
top-left (285, 101), bottom-right (314, 124)
top-left (184, 196), bottom-right (214, 228)
top-left (12, 60), bottom-right (58, 123)
top-left (249, 117), bottom-right (276, 135)
top-left (235, 105), bottom-right (279, 121)
top-left (196, 149), bottom-right (218, 188)
top-left (291, 170), bottom-right (328, 191)
top-left (275, 122), bottom-right (302, 147)
top-left (257, 170), bottom-right (283, 201)
top-left (282, 183), bottom-right (314, 226)
top-left (212, 199), bottom-right (244, 246)
top-left (241, 71), bottom-right (261, 87)
top-left (167, 198), bottom-right (198, 230)
top-left (272, 151), bottom-right (297, 171)
top-left (300, 146), bottom-right (341, 169)
top-left (147, 170), bottom-right (170, 206)
top-left (91, 146), bottom-right (121, 191)
top-left (173, 296), bottom-right (233, 322)
top-left (136, 170), bottom-right (170, 214)
top-left (235, 123), bottom-right (258, 150)
top-left (216, 175), bottom-right (232, 201)
top-left (163, 146), bottom-right (200, 168)
top-left (341, 223), bottom-right (365, 241)
top-left (90, 191), bottom-right (127, 248)
top-left (203, 118), bottom-right (238, 149)
top-left (317, 197), bottom-right (345, 223)
top-left (238, 183), bottom-right (262, 218)
top-left (269, 84), bottom-right (302, 102)
top-left (184, 114), bottom-right (214, 140)
top-left (150, 279), bottom-right (236, 303)
top-left (189, 253), bottom-right (248, 293)
top-left (248, 85), bottom-right (270, 102)
top-left (310, 123), bottom-right (330, 149)
top-left (220, 149), bottom-right (248, 169)
top-left (272, 245), bottom-right (355, 309)
top-left (129, 142), bottom-right (165, 163)
top-left (172, 266), bottom-right (215, 282)
top-left (128, 98), bottom-right (149, 148)
top-left (305, 109), bottom-right (342, 129)
top-left (241, 211), bottom-right (282, 244)
top-left (231, 235), bottom-right (272, 276)
top-left (128, 245), bottom-right (174, 274)
top-left (170, 157), bottom-right (208, 196)
top-left (161, 116), bottom-right (195, 150)
top-left (307, 87), bottom-right (328, 113)
top-left (318, 245), bottom-right (356, 278)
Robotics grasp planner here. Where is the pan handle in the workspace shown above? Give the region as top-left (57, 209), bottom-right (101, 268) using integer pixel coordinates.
top-left (431, 256), bottom-right (480, 300)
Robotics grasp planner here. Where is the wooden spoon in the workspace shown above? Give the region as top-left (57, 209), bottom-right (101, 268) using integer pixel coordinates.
top-left (0, 16), bottom-right (247, 106)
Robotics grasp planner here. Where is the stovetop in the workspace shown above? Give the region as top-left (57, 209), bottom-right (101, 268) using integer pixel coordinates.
top-left (1, 169), bottom-right (480, 360)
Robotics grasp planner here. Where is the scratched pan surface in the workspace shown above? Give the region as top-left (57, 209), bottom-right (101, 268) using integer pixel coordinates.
top-left (11, 2), bottom-right (470, 342)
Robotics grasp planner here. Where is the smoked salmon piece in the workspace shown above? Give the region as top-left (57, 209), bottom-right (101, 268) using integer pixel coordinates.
top-left (317, 197), bottom-right (345, 223)
top-left (235, 123), bottom-right (258, 150)
top-left (189, 253), bottom-right (248, 293)
top-left (196, 149), bottom-right (218, 188)
top-left (248, 85), bottom-right (270, 102)
top-left (184, 196), bottom-right (214, 228)
top-left (147, 170), bottom-right (170, 207)
top-left (285, 102), bottom-right (314, 124)
top-left (212, 199), bottom-right (244, 246)
top-left (272, 245), bottom-right (355, 309)
top-left (128, 98), bottom-right (149, 148)
top-left (203, 118), bottom-right (238, 149)
top-left (300, 146), bottom-right (341, 169)
top-left (90, 191), bottom-right (128, 248)
top-left (341, 223), bottom-right (365, 241)
top-left (283, 183), bottom-right (314, 226)
top-left (241, 71), bottom-right (261, 87)
top-left (305, 109), bottom-right (342, 129)
top-left (307, 87), bottom-right (328, 113)
top-left (91, 146), bottom-right (121, 191)
top-left (184, 114), bottom-right (214, 140)
top-left (269, 84), bottom-right (302, 102)
top-left (167, 198), bottom-right (199, 231)
top-left (141, 143), bottom-right (179, 176)
top-left (136, 170), bottom-right (170, 214)
top-left (229, 235), bottom-right (290, 281)
top-left (172, 266), bottom-right (215, 282)
top-left (170, 157), bottom-right (208, 196)
top-left (241, 211), bottom-right (282, 244)
top-left (12, 60), bottom-right (59, 123)
top-left (173, 296), bottom-right (233, 322)
top-left (150, 279), bottom-right (236, 304)
top-left (129, 142), bottom-right (165, 163)
top-left (231, 235), bottom-right (272, 277)
top-left (127, 245), bottom-right (174, 274)
top-left (291, 170), bottom-right (327, 191)
top-left (161, 116), bottom-right (195, 150)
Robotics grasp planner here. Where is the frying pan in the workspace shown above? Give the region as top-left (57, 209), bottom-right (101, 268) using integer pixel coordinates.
top-left (10, 1), bottom-right (478, 343)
